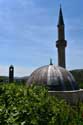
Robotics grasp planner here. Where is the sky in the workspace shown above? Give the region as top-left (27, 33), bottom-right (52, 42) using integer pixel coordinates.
top-left (0, 0), bottom-right (83, 76)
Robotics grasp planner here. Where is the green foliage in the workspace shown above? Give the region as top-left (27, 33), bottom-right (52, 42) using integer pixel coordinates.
top-left (78, 83), bottom-right (83, 89)
top-left (0, 84), bottom-right (83, 124)
top-left (70, 70), bottom-right (83, 88)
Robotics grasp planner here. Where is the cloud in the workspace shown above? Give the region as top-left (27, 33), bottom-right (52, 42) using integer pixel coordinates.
top-left (0, 65), bottom-right (35, 77)
top-left (14, 66), bottom-right (35, 77)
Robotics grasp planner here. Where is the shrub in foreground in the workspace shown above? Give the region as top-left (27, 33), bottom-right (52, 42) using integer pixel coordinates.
top-left (0, 84), bottom-right (83, 125)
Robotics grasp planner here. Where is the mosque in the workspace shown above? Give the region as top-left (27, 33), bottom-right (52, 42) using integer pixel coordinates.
top-left (26, 6), bottom-right (78, 91)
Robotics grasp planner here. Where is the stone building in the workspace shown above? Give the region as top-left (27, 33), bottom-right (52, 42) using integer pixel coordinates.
top-left (9, 65), bottom-right (14, 83)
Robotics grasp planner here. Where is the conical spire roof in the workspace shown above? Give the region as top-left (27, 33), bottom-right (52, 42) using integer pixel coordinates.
top-left (58, 5), bottom-right (64, 26)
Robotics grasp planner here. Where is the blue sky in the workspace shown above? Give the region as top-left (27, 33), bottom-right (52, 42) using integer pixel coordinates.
top-left (0, 0), bottom-right (83, 76)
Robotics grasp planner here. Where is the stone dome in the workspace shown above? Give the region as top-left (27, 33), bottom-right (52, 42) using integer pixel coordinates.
top-left (26, 65), bottom-right (78, 91)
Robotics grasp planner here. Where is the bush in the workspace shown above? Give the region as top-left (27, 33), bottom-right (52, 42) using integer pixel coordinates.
top-left (0, 84), bottom-right (83, 125)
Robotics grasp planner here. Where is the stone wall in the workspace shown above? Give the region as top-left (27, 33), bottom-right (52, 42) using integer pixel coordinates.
top-left (49, 89), bottom-right (83, 105)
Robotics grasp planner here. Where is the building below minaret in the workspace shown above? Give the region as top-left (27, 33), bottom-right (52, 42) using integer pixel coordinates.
top-left (56, 6), bottom-right (67, 68)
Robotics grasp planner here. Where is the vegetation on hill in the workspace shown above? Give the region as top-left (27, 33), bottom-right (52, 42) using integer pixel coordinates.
top-left (0, 84), bottom-right (83, 124)
top-left (0, 76), bottom-right (28, 84)
top-left (70, 69), bottom-right (83, 88)
top-left (0, 69), bottom-right (83, 88)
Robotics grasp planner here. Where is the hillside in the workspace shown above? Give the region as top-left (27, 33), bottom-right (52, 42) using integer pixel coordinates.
top-left (0, 76), bottom-right (29, 84)
top-left (70, 69), bottom-right (83, 88)
top-left (0, 69), bottom-right (83, 86)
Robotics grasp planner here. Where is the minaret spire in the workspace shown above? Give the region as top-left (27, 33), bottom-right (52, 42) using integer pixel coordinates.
top-left (57, 5), bottom-right (65, 40)
top-left (56, 6), bottom-right (67, 68)
top-left (58, 5), bottom-right (64, 26)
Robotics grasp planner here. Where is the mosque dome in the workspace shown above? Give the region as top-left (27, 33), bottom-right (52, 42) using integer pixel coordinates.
top-left (26, 64), bottom-right (78, 91)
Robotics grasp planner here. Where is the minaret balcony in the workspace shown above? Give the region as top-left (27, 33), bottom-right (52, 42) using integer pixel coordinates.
top-left (56, 40), bottom-right (67, 48)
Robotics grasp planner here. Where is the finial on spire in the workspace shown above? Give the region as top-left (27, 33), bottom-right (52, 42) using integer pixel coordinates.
top-left (60, 4), bottom-right (61, 8)
top-left (50, 58), bottom-right (53, 65)
top-left (58, 5), bottom-right (64, 26)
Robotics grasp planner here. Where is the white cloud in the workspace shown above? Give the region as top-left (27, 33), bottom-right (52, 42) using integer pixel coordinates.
top-left (0, 65), bottom-right (35, 77)
top-left (14, 66), bottom-right (35, 77)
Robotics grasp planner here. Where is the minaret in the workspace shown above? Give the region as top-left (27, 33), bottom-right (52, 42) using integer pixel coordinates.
top-left (56, 6), bottom-right (67, 68)
top-left (9, 65), bottom-right (14, 83)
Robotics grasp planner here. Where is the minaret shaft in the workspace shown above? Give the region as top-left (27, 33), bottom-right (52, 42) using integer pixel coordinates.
top-left (58, 25), bottom-right (65, 40)
top-left (57, 46), bottom-right (66, 68)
